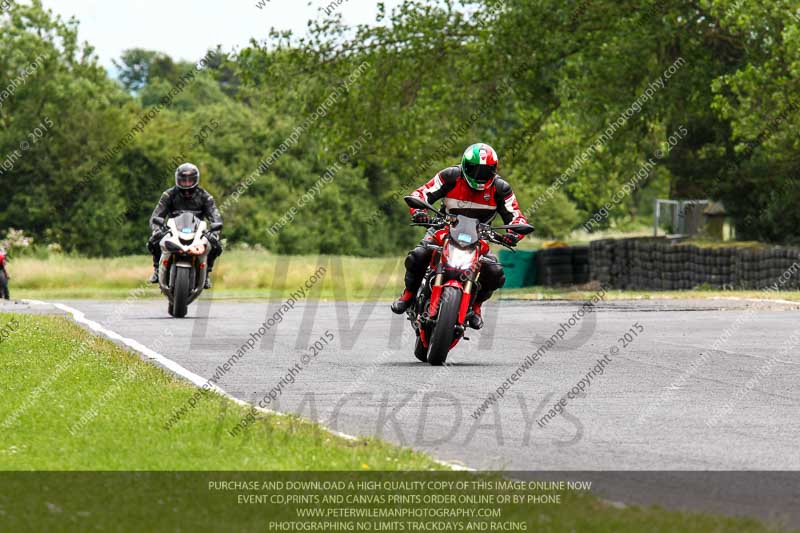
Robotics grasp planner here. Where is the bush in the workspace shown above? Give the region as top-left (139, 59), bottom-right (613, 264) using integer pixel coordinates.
top-left (525, 185), bottom-right (581, 239)
top-left (1, 228), bottom-right (34, 256)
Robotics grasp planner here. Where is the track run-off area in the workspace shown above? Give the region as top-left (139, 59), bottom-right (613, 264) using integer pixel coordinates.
top-left (8, 296), bottom-right (800, 525)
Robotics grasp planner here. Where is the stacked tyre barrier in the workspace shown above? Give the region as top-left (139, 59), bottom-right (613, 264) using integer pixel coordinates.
top-left (589, 238), bottom-right (800, 291)
top-left (536, 246), bottom-right (590, 286)
top-left (573, 246), bottom-right (590, 284)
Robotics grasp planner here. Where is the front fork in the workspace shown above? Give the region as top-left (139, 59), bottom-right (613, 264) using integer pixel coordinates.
top-left (158, 251), bottom-right (173, 294)
top-left (457, 275), bottom-right (477, 324)
top-left (428, 255), bottom-right (446, 317)
top-left (428, 264), bottom-right (480, 323)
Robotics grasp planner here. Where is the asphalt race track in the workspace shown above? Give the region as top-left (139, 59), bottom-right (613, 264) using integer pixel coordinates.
top-left (10, 297), bottom-right (800, 526)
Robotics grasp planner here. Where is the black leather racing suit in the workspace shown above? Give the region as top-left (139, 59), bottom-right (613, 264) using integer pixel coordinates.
top-left (147, 186), bottom-right (223, 271)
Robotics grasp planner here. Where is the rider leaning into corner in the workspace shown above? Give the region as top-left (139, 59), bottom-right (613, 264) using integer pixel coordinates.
top-left (147, 163), bottom-right (223, 288)
top-left (391, 143), bottom-right (530, 329)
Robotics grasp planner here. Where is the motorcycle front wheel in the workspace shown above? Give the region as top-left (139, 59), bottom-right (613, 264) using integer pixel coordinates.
top-left (426, 286), bottom-right (461, 366)
top-left (172, 267), bottom-right (192, 318)
top-left (414, 335), bottom-right (428, 362)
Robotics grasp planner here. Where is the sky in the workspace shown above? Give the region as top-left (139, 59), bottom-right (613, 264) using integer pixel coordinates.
top-left (44, 0), bottom-right (402, 69)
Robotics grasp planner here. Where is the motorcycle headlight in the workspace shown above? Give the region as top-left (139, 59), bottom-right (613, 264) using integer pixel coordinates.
top-left (446, 243), bottom-right (476, 270)
top-left (164, 241), bottom-right (183, 252)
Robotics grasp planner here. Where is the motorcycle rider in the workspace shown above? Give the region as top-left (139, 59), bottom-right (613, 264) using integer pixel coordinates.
top-left (147, 163), bottom-right (223, 288)
top-left (0, 248), bottom-right (9, 300)
top-left (390, 143), bottom-right (529, 329)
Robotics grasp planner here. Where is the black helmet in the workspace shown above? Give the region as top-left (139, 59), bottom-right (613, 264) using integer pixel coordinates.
top-left (175, 163), bottom-right (199, 197)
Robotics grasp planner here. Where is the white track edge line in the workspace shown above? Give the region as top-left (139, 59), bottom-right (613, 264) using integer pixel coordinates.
top-left (23, 299), bottom-right (474, 472)
top-left (717, 296), bottom-right (800, 306)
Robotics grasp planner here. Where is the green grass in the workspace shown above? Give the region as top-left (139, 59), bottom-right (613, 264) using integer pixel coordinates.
top-left (503, 286), bottom-right (800, 302)
top-left (0, 313), bottom-right (437, 470)
top-left (9, 251), bottom-right (800, 303)
top-left (680, 238), bottom-right (772, 249)
top-left (9, 251), bottom-right (405, 300)
top-left (0, 313), bottom-right (788, 532)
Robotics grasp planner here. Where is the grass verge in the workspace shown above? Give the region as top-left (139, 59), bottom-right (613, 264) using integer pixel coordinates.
top-left (8, 251), bottom-right (800, 303)
top-left (0, 313), bottom-right (436, 470)
top-left (503, 287), bottom-right (800, 302)
top-left (0, 313), bottom-right (787, 532)
top-left (8, 251), bottom-right (404, 300)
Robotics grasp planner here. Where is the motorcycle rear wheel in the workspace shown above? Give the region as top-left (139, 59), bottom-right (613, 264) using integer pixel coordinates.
top-left (427, 286), bottom-right (461, 366)
top-left (172, 267), bottom-right (191, 318)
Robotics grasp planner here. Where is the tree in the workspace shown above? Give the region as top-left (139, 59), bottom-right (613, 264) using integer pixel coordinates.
top-left (114, 48), bottom-right (181, 93)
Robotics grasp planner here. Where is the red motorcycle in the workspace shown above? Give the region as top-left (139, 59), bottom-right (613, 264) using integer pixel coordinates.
top-left (403, 196), bottom-right (534, 365)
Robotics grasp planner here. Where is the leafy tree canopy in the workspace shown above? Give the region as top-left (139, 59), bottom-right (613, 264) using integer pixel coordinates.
top-left (1, 0), bottom-right (799, 255)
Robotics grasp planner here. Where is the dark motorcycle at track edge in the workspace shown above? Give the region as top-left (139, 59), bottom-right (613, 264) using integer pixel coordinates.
top-left (0, 271), bottom-right (8, 300)
top-left (0, 249), bottom-right (9, 300)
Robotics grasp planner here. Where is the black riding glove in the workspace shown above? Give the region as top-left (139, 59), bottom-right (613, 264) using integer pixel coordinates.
top-left (412, 210), bottom-right (430, 225)
top-left (500, 233), bottom-right (522, 247)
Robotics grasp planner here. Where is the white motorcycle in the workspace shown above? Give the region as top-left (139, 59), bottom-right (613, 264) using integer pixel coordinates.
top-left (151, 212), bottom-right (222, 318)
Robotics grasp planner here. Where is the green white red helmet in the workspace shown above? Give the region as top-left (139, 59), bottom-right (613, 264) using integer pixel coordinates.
top-left (461, 143), bottom-right (498, 191)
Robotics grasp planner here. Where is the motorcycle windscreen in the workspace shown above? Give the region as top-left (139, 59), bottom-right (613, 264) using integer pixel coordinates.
top-left (448, 215), bottom-right (480, 248)
top-left (173, 212), bottom-right (200, 237)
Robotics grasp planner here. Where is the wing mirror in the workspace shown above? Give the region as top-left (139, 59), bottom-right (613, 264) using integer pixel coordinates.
top-left (404, 196), bottom-right (446, 217)
top-left (496, 223), bottom-right (535, 235)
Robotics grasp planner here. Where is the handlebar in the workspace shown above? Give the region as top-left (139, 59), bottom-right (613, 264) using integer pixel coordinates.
top-left (484, 232), bottom-right (518, 251)
top-left (410, 216), bottom-right (448, 229)
top-left (411, 218), bottom-right (522, 251)
top-left (405, 195), bottom-right (534, 253)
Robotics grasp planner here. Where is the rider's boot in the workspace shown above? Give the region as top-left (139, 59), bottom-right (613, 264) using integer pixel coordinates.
top-left (148, 267), bottom-right (159, 284)
top-left (204, 271), bottom-right (213, 289)
top-left (466, 302), bottom-right (484, 330)
top-left (391, 289), bottom-right (415, 314)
